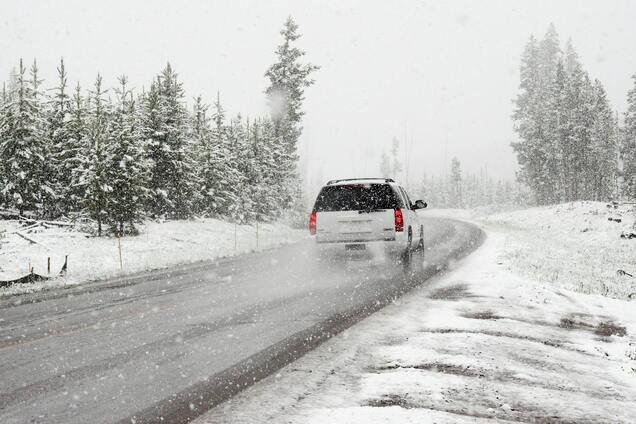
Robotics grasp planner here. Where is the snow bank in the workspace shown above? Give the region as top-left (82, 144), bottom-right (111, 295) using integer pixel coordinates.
top-left (0, 218), bottom-right (305, 296)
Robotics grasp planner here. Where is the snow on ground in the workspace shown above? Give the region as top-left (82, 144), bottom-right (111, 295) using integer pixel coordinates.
top-left (427, 202), bottom-right (636, 299)
top-left (0, 218), bottom-right (305, 297)
top-left (197, 203), bottom-right (636, 423)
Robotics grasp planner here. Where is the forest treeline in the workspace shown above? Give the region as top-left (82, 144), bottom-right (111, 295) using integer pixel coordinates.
top-left (0, 17), bottom-right (317, 235)
top-left (380, 140), bottom-right (525, 209)
top-left (416, 157), bottom-right (528, 209)
top-left (513, 24), bottom-right (636, 204)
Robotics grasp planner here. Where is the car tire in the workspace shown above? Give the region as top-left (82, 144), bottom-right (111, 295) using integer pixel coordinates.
top-left (400, 227), bottom-right (413, 267)
top-left (401, 246), bottom-right (413, 266)
top-left (418, 226), bottom-right (424, 252)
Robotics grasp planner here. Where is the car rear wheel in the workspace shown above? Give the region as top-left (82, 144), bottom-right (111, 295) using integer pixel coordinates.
top-left (417, 226), bottom-right (424, 252)
top-left (401, 246), bottom-right (413, 266)
top-left (399, 227), bottom-right (413, 267)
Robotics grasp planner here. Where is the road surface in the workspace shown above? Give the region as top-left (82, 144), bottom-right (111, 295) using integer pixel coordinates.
top-left (0, 217), bottom-right (482, 424)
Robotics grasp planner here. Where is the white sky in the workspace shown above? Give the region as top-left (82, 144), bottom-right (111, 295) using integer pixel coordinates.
top-left (2, 0), bottom-right (635, 191)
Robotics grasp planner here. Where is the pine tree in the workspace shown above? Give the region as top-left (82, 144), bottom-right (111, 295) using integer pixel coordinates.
top-left (512, 35), bottom-right (548, 203)
top-left (48, 58), bottom-right (76, 216)
top-left (390, 137), bottom-right (402, 177)
top-left (106, 76), bottom-right (148, 235)
top-left (264, 16), bottom-right (318, 212)
top-left (29, 60), bottom-right (56, 217)
top-left (265, 16), bottom-right (319, 144)
top-left (0, 59), bottom-right (48, 215)
top-left (0, 83), bottom-right (5, 208)
top-left (624, 75), bottom-right (636, 199)
top-left (139, 78), bottom-right (162, 215)
top-left (143, 64), bottom-right (199, 219)
top-left (563, 54), bottom-right (594, 200)
top-left (538, 24), bottom-right (561, 88)
top-left (76, 74), bottom-right (111, 235)
top-left (192, 96), bottom-right (209, 212)
top-left (200, 94), bottom-right (237, 217)
top-left (379, 151), bottom-right (391, 178)
top-left (589, 80), bottom-right (618, 200)
top-left (66, 83), bottom-right (87, 214)
top-left (225, 115), bottom-right (250, 223)
top-left (246, 117), bottom-right (278, 220)
top-left (450, 157), bottom-right (462, 207)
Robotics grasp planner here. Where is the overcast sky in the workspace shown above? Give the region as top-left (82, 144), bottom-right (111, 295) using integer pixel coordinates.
top-left (2, 0), bottom-right (635, 191)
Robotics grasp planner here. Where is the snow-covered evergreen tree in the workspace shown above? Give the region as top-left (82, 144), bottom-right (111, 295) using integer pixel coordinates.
top-left (564, 56), bottom-right (594, 200)
top-left (450, 157), bottom-right (462, 207)
top-left (106, 76), bottom-right (148, 235)
top-left (66, 82), bottom-right (87, 214)
top-left (191, 95), bottom-right (233, 217)
top-left (512, 35), bottom-right (551, 203)
top-left (390, 137), bottom-right (402, 178)
top-left (379, 151), bottom-right (391, 178)
top-left (29, 60), bottom-right (56, 216)
top-left (143, 64), bottom-right (199, 219)
top-left (76, 74), bottom-right (111, 235)
top-left (624, 75), bottom-right (636, 200)
top-left (255, 118), bottom-right (282, 219)
top-left (0, 83), bottom-right (5, 208)
top-left (206, 94), bottom-right (238, 217)
top-left (225, 114), bottom-right (250, 223)
top-left (378, 138), bottom-right (402, 179)
top-left (47, 58), bottom-right (76, 216)
top-left (589, 80), bottom-right (618, 200)
top-left (264, 16), bottom-right (318, 213)
top-left (0, 59), bottom-right (49, 216)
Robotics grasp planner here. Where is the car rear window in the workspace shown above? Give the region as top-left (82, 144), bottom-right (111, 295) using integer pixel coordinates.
top-left (313, 184), bottom-right (402, 212)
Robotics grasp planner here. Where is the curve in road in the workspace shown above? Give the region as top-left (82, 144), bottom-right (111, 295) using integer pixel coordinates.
top-left (0, 217), bottom-right (483, 424)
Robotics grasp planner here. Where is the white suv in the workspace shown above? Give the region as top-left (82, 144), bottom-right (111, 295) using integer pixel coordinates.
top-left (309, 178), bottom-right (427, 264)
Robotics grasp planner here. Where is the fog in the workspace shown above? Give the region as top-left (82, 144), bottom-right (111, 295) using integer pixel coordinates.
top-left (2, 0), bottom-right (635, 193)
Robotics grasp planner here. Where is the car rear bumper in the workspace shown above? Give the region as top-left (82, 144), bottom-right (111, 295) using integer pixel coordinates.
top-left (315, 237), bottom-right (407, 256)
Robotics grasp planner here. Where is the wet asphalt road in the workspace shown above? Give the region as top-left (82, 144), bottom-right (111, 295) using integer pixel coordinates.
top-left (0, 217), bottom-right (482, 424)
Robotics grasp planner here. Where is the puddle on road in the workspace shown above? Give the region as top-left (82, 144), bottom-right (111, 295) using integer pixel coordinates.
top-left (559, 314), bottom-right (626, 338)
top-left (463, 310), bottom-right (501, 320)
top-left (428, 283), bottom-right (474, 301)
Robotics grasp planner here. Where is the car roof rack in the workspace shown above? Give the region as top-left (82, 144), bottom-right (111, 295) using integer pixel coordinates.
top-left (326, 178), bottom-right (395, 185)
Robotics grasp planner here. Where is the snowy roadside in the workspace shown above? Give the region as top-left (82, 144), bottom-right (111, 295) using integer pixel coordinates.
top-left (0, 218), bottom-right (306, 297)
top-left (426, 201), bottom-right (636, 299)
top-left (197, 204), bottom-right (636, 423)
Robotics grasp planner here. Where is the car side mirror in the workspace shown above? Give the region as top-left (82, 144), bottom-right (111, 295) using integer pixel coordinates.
top-left (413, 200), bottom-right (427, 210)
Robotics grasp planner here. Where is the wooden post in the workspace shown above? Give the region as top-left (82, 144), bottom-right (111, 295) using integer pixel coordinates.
top-left (118, 236), bottom-right (123, 270)
top-left (47, 257), bottom-right (51, 275)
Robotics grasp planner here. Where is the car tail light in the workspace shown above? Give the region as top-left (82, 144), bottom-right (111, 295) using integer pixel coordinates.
top-left (394, 209), bottom-right (404, 232)
top-left (309, 211), bottom-right (317, 235)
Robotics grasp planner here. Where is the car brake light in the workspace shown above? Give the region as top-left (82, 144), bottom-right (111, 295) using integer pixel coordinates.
top-left (394, 209), bottom-right (404, 232)
top-left (309, 211), bottom-right (317, 235)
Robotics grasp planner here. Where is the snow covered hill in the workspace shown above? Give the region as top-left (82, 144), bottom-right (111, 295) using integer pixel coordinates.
top-left (0, 218), bottom-right (306, 297)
